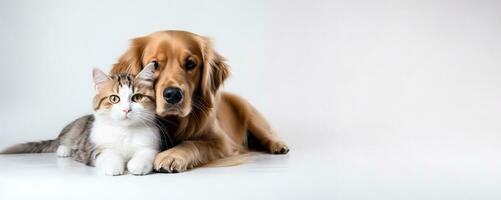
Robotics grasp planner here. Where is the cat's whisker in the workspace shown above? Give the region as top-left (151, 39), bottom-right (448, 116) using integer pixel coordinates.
top-left (136, 114), bottom-right (173, 147)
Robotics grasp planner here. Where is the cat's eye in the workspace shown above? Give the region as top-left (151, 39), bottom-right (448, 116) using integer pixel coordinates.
top-left (185, 59), bottom-right (196, 70)
top-left (131, 94), bottom-right (144, 102)
top-left (109, 95), bottom-right (120, 104)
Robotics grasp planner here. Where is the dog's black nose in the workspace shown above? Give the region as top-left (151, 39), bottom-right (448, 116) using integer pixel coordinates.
top-left (163, 87), bottom-right (183, 104)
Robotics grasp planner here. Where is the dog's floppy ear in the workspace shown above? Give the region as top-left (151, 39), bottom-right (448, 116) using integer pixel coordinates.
top-left (110, 36), bottom-right (148, 75)
top-left (199, 36), bottom-right (230, 108)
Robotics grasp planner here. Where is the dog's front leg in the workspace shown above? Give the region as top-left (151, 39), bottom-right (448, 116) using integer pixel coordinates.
top-left (154, 134), bottom-right (232, 173)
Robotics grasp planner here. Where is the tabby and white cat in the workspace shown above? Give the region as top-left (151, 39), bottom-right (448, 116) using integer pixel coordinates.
top-left (1, 63), bottom-right (160, 176)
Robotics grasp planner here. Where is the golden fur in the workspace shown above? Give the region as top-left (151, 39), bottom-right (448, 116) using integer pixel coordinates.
top-left (110, 30), bottom-right (289, 172)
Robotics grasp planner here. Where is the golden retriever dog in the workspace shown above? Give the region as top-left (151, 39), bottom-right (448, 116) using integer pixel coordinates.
top-left (111, 30), bottom-right (289, 172)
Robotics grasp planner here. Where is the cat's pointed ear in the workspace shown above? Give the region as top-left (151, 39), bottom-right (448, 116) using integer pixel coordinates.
top-left (92, 68), bottom-right (111, 91)
top-left (135, 62), bottom-right (155, 84)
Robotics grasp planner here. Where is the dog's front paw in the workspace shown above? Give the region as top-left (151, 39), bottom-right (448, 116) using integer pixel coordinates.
top-left (97, 160), bottom-right (125, 176)
top-left (269, 141), bottom-right (290, 154)
top-left (154, 151), bottom-right (190, 173)
top-left (127, 158), bottom-right (153, 175)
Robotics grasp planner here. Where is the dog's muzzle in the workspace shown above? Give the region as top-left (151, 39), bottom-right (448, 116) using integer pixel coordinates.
top-left (163, 87), bottom-right (183, 104)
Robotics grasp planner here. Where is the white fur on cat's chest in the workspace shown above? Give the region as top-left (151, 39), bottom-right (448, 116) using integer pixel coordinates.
top-left (90, 121), bottom-right (160, 158)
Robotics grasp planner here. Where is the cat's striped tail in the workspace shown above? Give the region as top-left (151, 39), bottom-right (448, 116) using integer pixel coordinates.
top-left (0, 139), bottom-right (58, 154)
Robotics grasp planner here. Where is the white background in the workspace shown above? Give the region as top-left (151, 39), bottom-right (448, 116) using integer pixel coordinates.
top-left (0, 0), bottom-right (500, 199)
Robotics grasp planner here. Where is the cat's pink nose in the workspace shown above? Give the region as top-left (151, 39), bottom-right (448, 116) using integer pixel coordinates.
top-left (123, 108), bottom-right (131, 113)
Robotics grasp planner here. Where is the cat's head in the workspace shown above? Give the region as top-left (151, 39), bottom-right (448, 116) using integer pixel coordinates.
top-left (92, 63), bottom-right (156, 126)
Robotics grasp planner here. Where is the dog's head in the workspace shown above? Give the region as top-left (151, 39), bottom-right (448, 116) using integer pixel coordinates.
top-left (111, 30), bottom-right (230, 117)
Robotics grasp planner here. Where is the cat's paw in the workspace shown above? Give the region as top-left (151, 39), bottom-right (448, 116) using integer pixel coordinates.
top-left (56, 145), bottom-right (71, 157)
top-left (98, 160), bottom-right (125, 176)
top-left (127, 158), bottom-right (153, 176)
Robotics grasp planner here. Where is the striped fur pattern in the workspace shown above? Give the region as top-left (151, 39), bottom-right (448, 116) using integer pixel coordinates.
top-left (1, 65), bottom-right (162, 175)
top-left (93, 72), bottom-right (155, 112)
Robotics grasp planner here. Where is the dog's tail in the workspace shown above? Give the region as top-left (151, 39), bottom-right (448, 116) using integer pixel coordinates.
top-left (0, 139), bottom-right (59, 154)
top-left (203, 152), bottom-right (257, 168)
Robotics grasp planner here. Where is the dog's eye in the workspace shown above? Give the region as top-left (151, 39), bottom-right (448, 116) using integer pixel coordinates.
top-left (109, 95), bottom-right (120, 104)
top-left (151, 61), bottom-right (159, 69)
top-left (185, 60), bottom-right (196, 70)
